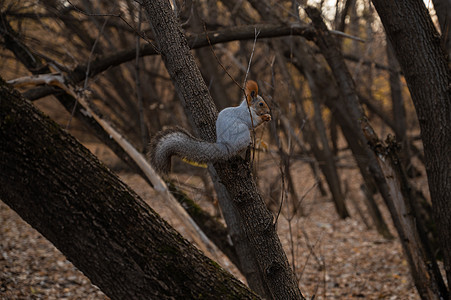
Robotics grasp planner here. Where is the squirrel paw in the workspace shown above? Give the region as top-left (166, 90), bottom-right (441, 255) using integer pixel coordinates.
top-left (261, 114), bottom-right (271, 122)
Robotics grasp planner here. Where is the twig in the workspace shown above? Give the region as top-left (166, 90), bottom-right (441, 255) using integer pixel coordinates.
top-left (66, 11), bottom-right (109, 130)
top-left (299, 228), bottom-right (325, 280)
top-left (274, 163), bottom-right (286, 226)
top-left (243, 27), bottom-right (261, 85)
top-left (242, 28), bottom-right (266, 170)
top-left (135, 6), bottom-right (147, 149)
top-left (293, 181), bottom-right (318, 214)
top-left (329, 29), bottom-right (365, 43)
top-left (287, 215), bottom-right (297, 283)
top-left (203, 22), bottom-right (241, 89)
top-left (66, 0), bottom-right (159, 53)
top-left (83, 12), bottom-right (109, 90)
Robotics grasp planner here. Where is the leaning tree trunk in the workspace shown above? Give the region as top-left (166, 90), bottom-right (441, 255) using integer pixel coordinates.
top-left (0, 78), bottom-right (258, 300)
top-left (141, 1), bottom-right (303, 299)
top-left (362, 120), bottom-right (448, 299)
top-left (370, 0), bottom-right (451, 289)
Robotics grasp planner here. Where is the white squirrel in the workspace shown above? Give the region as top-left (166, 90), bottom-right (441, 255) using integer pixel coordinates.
top-left (149, 80), bottom-right (271, 174)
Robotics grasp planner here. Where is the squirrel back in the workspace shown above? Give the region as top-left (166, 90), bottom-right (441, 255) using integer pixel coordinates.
top-left (149, 80), bottom-right (271, 174)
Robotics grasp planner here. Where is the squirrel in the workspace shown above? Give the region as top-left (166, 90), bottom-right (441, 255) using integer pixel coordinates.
top-left (148, 80), bottom-right (271, 175)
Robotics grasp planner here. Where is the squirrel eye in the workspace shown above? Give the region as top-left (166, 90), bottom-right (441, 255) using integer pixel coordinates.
top-left (259, 102), bottom-right (264, 106)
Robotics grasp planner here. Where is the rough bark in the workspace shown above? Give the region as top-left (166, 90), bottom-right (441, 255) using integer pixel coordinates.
top-left (0, 78), bottom-right (259, 300)
top-left (371, 0), bottom-right (451, 289)
top-left (141, 0), bottom-right (303, 299)
top-left (208, 165), bottom-right (273, 299)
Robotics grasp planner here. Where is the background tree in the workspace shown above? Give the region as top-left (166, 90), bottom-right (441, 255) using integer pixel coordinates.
top-left (371, 0), bottom-right (451, 290)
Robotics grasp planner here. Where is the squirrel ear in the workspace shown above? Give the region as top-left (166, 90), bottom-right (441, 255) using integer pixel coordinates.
top-left (245, 80), bottom-right (258, 104)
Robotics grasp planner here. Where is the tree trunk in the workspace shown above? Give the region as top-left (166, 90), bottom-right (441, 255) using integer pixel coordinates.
top-left (208, 165), bottom-right (273, 299)
top-left (141, 1), bottom-right (303, 299)
top-left (363, 121), bottom-right (448, 300)
top-left (310, 62), bottom-right (350, 219)
top-left (0, 78), bottom-right (259, 299)
top-left (371, 0), bottom-right (451, 289)
top-left (285, 37), bottom-right (392, 238)
top-left (386, 40), bottom-right (415, 176)
top-left (189, 3), bottom-right (271, 295)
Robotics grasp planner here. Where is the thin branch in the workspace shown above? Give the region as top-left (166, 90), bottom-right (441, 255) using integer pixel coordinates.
top-left (67, 12), bottom-right (109, 130)
top-left (244, 28), bottom-right (262, 168)
top-left (66, 0), bottom-right (159, 52)
top-left (298, 227), bottom-right (325, 281)
top-left (7, 73), bottom-right (77, 97)
top-left (135, 6), bottom-right (147, 149)
top-left (274, 163), bottom-right (286, 226)
top-left (329, 29), bottom-right (365, 42)
top-left (203, 22), bottom-right (242, 89)
top-left (243, 28), bottom-right (261, 85)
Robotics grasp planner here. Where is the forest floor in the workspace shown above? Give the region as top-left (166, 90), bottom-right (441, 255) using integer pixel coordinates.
top-left (0, 143), bottom-right (424, 300)
top-left (0, 99), bottom-right (427, 299)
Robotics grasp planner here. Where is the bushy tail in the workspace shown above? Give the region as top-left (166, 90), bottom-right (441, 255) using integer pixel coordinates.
top-left (148, 127), bottom-right (231, 175)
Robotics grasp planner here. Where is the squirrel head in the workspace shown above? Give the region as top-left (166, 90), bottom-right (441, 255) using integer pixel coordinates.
top-left (245, 80), bottom-right (259, 105)
top-left (244, 80), bottom-right (271, 123)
